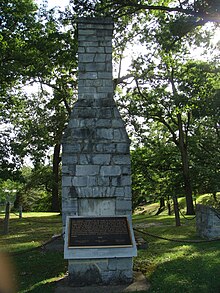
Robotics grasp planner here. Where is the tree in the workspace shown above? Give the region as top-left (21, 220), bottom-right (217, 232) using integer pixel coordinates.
top-left (122, 52), bottom-right (219, 214)
top-left (1, 2), bottom-right (78, 211)
top-left (0, 0), bottom-right (38, 95)
top-left (13, 165), bottom-right (55, 212)
top-left (0, 179), bottom-right (20, 204)
top-left (72, 0), bottom-right (220, 23)
top-left (131, 122), bottom-right (183, 212)
top-left (190, 115), bottom-right (220, 199)
top-left (124, 51), bottom-right (218, 214)
top-left (71, 0), bottom-right (220, 47)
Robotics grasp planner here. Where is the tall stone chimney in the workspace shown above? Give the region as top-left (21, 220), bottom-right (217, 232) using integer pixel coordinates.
top-left (62, 17), bottom-right (136, 285)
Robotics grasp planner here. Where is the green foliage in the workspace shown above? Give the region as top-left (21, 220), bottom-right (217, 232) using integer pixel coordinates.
top-left (0, 0), bottom-right (38, 94)
top-left (0, 0), bottom-right (77, 171)
top-left (116, 11), bottom-right (220, 213)
top-left (131, 129), bottom-right (184, 210)
top-left (0, 179), bottom-right (21, 204)
top-left (14, 165), bottom-right (57, 212)
top-left (71, 0), bottom-right (220, 23)
top-left (0, 1), bottom-right (77, 212)
top-left (197, 193), bottom-right (220, 210)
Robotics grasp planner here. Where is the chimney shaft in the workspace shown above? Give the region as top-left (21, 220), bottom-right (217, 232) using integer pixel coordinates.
top-left (62, 17), bottom-right (136, 286)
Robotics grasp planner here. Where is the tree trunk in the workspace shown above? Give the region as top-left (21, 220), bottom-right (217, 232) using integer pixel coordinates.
top-left (160, 197), bottom-right (165, 208)
top-left (167, 195), bottom-right (171, 215)
top-left (3, 202), bottom-right (10, 235)
top-left (213, 192), bottom-right (217, 202)
top-left (173, 196), bottom-right (181, 227)
top-left (177, 114), bottom-right (195, 215)
top-left (14, 192), bottom-right (22, 210)
top-left (51, 143), bottom-right (61, 212)
top-left (19, 205), bottom-right (22, 219)
top-left (156, 197), bottom-right (165, 215)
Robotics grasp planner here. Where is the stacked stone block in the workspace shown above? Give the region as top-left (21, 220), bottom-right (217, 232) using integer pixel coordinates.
top-left (68, 258), bottom-right (133, 286)
top-left (62, 17), bottom-right (136, 285)
top-left (62, 17), bottom-right (132, 225)
top-left (196, 204), bottom-right (220, 239)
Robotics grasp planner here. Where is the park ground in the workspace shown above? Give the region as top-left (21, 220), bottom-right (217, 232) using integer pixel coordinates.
top-left (0, 194), bottom-right (220, 293)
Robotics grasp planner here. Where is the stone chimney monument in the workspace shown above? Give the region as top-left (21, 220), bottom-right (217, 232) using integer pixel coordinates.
top-left (62, 17), bottom-right (137, 286)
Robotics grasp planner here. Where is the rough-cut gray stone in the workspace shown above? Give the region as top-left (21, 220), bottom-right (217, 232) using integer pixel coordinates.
top-left (79, 72), bottom-right (98, 80)
top-left (116, 143), bottom-right (130, 153)
top-left (85, 80), bottom-right (103, 87)
top-left (62, 176), bottom-right (73, 187)
top-left (92, 154), bottom-right (111, 164)
top-left (112, 155), bottom-right (130, 165)
top-left (62, 17), bottom-right (136, 286)
top-left (97, 128), bottom-right (113, 140)
top-left (94, 54), bottom-right (106, 63)
top-left (97, 108), bottom-right (113, 119)
top-left (116, 199), bottom-right (132, 211)
top-left (78, 35), bottom-right (99, 42)
top-left (97, 86), bottom-right (113, 93)
top-left (97, 72), bottom-right (112, 79)
top-left (78, 40), bottom-right (99, 46)
top-left (79, 154), bottom-right (89, 164)
top-left (100, 166), bottom-right (121, 176)
top-left (76, 165), bottom-right (100, 176)
top-left (72, 176), bottom-right (87, 187)
top-left (98, 176), bottom-right (110, 186)
top-left (78, 54), bottom-right (95, 63)
top-left (196, 204), bottom-right (220, 239)
top-left (80, 86), bottom-right (97, 93)
top-left (115, 187), bottom-right (125, 196)
top-left (96, 119), bottom-right (112, 127)
top-left (85, 63), bottom-right (106, 72)
top-left (80, 29), bottom-right (97, 35)
top-left (87, 46), bottom-right (105, 53)
top-left (63, 144), bottom-right (81, 153)
top-left (117, 258), bottom-right (133, 270)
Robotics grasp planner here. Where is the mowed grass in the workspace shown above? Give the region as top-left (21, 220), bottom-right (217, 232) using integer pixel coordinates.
top-left (0, 212), bottom-right (66, 293)
top-left (133, 213), bottom-right (220, 293)
top-left (0, 201), bottom-right (220, 293)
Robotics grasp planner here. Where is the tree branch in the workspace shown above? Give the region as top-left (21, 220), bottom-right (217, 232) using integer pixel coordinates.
top-left (114, 73), bottom-right (134, 89)
top-left (36, 79), bottom-right (72, 115)
top-left (97, 0), bottom-right (220, 23)
top-left (157, 115), bottom-right (179, 146)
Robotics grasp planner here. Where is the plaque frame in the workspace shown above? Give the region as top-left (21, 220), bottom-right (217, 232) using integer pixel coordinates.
top-left (68, 216), bottom-right (133, 249)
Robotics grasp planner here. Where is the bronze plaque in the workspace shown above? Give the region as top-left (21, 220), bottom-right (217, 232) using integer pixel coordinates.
top-left (68, 216), bottom-right (133, 248)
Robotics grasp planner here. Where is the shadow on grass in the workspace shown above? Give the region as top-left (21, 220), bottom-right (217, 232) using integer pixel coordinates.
top-left (15, 250), bottom-right (67, 293)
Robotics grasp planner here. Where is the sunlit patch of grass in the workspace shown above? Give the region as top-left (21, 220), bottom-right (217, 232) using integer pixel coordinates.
top-left (20, 275), bottom-right (65, 293)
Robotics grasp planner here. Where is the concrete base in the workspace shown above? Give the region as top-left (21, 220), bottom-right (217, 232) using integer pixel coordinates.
top-left (54, 271), bottom-right (150, 293)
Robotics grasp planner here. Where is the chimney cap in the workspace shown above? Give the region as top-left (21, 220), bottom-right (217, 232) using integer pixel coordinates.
top-left (77, 17), bottom-right (113, 25)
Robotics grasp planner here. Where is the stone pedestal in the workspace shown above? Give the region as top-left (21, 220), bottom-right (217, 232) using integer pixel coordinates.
top-left (68, 258), bottom-right (133, 286)
top-left (62, 17), bottom-right (137, 286)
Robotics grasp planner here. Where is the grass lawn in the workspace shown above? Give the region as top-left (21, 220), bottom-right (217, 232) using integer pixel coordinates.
top-left (0, 206), bottom-right (220, 293)
top-left (0, 212), bottom-right (66, 293)
top-left (133, 213), bottom-right (220, 293)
